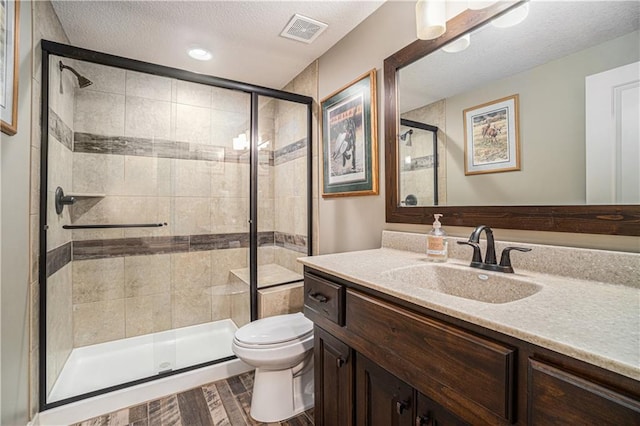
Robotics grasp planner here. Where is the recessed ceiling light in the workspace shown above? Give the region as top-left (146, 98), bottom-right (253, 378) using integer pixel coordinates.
top-left (188, 47), bottom-right (212, 61)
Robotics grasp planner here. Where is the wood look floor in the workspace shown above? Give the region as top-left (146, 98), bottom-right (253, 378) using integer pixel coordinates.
top-left (71, 372), bottom-right (314, 426)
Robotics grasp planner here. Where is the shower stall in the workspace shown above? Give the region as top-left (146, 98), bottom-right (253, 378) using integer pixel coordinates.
top-left (39, 41), bottom-right (312, 409)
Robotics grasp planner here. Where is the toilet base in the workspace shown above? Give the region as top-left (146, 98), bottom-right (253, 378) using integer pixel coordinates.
top-left (249, 357), bottom-right (314, 422)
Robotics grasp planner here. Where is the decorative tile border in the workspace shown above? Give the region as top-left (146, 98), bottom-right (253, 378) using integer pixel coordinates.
top-left (46, 241), bottom-right (72, 277)
top-left (73, 132), bottom-right (274, 165)
top-left (402, 154), bottom-right (437, 172)
top-left (189, 231), bottom-right (274, 252)
top-left (73, 235), bottom-right (190, 260)
top-left (48, 109), bottom-right (73, 151)
top-left (274, 231), bottom-right (308, 254)
top-left (67, 231), bottom-right (305, 260)
top-left (72, 132), bottom-right (307, 166)
top-left (274, 137), bottom-right (307, 166)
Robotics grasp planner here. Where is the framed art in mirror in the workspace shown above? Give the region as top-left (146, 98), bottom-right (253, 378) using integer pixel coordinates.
top-left (321, 69), bottom-right (378, 197)
top-left (1, 0), bottom-right (20, 136)
top-left (463, 94), bottom-right (520, 175)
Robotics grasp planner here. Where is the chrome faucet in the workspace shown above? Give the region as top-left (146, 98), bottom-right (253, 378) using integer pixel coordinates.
top-left (457, 225), bottom-right (531, 273)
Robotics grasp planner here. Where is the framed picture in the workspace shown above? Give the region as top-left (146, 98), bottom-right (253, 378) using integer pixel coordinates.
top-left (321, 69), bottom-right (378, 197)
top-left (463, 94), bottom-right (520, 175)
top-left (1, 0), bottom-right (20, 135)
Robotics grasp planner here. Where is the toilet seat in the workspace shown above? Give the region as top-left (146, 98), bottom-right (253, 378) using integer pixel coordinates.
top-left (233, 331), bottom-right (313, 350)
top-left (234, 312), bottom-right (313, 346)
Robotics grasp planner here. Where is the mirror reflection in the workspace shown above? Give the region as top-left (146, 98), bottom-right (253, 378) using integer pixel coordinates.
top-left (398, 1), bottom-right (639, 207)
top-left (398, 118), bottom-right (442, 206)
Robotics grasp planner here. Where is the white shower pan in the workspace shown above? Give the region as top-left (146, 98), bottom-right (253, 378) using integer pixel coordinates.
top-left (48, 319), bottom-right (238, 403)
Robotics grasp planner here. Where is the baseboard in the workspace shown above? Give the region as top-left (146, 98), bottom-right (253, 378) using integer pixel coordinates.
top-left (27, 412), bottom-right (39, 426)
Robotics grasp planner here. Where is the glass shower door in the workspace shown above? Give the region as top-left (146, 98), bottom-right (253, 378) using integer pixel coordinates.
top-left (254, 95), bottom-right (311, 319)
top-left (43, 52), bottom-right (252, 405)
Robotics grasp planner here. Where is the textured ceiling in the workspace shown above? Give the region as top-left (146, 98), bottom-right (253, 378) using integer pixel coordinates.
top-left (51, 0), bottom-right (385, 90)
top-left (400, 1), bottom-right (640, 112)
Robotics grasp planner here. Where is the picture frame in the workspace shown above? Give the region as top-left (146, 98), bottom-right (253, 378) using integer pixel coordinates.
top-left (1, 0), bottom-right (19, 136)
top-left (463, 94), bottom-right (520, 175)
top-left (321, 69), bottom-right (378, 197)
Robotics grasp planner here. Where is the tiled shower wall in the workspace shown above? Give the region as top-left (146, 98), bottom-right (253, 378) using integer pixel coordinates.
top-left (60, 65), bottom-right (255, 350)
top-left (272, 90), bottom-right (311, 274)
top-left (44, 54), bottom-right (76, 398)
top-left (44, 60), bottom-right (313, 353)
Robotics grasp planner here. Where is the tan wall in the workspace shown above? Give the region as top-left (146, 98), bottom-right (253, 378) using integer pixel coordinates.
top-left (1, 1), bottom-right (34, 424)
top-left (318, 1), bottom-right (639, 253)
top-left (317, 1), bottom-right (417, 254)
top-left (444, 30), bottom-right (640, 206)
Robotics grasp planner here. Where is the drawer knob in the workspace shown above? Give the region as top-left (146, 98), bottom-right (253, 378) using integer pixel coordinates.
top-left (416, 414), bottom-right (431, 426)
top-left (396, 400), bottom-right (409, 415)
top-left (336, 357), bottom-right (345, 368)
top-left (309, 292), bottom-right (328, 303)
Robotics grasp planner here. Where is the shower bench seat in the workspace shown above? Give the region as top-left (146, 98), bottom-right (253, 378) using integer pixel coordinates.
top-left (229, 263), bottom-right (304, 322)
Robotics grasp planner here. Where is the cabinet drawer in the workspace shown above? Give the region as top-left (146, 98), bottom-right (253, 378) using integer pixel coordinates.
top-left (346, 290), bottom-right (515, 423)
top-left (528, 358), bottom-right (640, 424)
top-left (304, 272), bottom-right (345, 326)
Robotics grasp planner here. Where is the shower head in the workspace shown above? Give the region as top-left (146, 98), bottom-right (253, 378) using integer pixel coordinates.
top-left (59, 61), bottom-right (93, 88)
top-left (400, 129), bottom-right (413, 146)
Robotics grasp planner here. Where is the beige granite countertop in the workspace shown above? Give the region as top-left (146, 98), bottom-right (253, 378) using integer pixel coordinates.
top-left (298, 247), bottom-right (640, 381)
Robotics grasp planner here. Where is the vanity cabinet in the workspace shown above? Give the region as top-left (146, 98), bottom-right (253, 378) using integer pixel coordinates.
top-left (304, 268), bottom-right (640, 426)
top-left (356, 353), bottom-right (468, 426)
top-left (355, 354), bottom-right (414, 426)
top-left (527, 359), bottom-right (640, 424)
top-left (314, 326), bottom-right (353, 426)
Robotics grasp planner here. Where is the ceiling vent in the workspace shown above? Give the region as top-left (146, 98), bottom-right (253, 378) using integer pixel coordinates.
top-left (280, 14), bottom-right (328, 44)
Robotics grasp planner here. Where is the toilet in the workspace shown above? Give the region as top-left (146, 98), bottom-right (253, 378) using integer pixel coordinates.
top-left (231, 312), bottom-right (314, 422)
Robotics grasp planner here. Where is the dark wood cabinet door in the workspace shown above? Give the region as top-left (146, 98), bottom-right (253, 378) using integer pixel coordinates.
top-left (416, 392), bottom-right (470, 426)
top-left (346, 290), bottom-right (516, 423)
top-left (528, 359), bottom-right (640, 425)
top-left (356, 354), bottom-right (414, 426)
top-left (314, 326), bottom-right (354, 426)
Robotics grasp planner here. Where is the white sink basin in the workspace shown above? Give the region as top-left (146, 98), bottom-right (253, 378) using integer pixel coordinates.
top-left (382, 263), bottom-right (542, 304)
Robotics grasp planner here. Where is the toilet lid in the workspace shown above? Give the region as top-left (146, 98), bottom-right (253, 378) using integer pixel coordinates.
top-left (235, 312), bottom-right (313, 345)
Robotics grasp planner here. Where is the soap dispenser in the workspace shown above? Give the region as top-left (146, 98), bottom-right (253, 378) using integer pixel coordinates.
top-left (426, 214), bottom-right (448, 262)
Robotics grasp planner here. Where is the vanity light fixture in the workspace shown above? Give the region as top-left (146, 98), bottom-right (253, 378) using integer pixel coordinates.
top-left (416, 0), bottom-right (447, 40)
top-left (442, 33), bottom-right (471, 53)
top-left (188, 47), bottom-right (212, 61)
top-left (491, 2), bottom-right (530, 28)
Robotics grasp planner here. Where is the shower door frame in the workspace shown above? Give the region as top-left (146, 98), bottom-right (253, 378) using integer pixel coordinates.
top-left (38, 40), bottom-right (313, 411)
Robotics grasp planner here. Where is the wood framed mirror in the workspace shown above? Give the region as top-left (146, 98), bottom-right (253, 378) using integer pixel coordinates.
top-left (384, 1), bottom-right (640, 236)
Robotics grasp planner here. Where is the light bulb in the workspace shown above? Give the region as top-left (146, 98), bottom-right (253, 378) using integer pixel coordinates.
top-left (492, 3), bottom-right (530, 28)
top-left (442, 34), bottom-right (471, 53)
